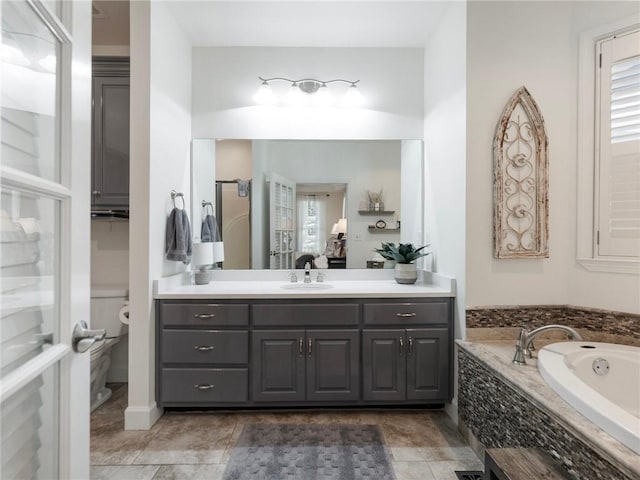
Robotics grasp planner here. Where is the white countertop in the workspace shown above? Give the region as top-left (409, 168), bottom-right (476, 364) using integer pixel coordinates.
top-left (153, 269), bottom-right (455, 299)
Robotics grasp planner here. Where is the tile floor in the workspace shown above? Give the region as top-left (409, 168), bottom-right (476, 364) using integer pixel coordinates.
top-left (90, 384), bottom-right (483, 480)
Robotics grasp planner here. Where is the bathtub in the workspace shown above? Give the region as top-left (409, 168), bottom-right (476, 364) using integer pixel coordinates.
top-left (538, 341), bottom-right (640, 455)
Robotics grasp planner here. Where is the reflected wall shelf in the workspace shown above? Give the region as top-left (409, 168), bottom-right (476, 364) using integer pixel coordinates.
top-left (358, 210), bottom-right (395, 215)
top-left (368, 227), bottom-right (400, 233)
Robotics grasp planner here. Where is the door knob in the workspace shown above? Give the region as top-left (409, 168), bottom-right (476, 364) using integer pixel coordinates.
top-left (72, 321), bottom-right (106, 353)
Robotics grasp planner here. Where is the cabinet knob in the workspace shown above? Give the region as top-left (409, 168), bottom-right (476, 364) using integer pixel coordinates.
top-left (92, 190), bottom-right (101, 196)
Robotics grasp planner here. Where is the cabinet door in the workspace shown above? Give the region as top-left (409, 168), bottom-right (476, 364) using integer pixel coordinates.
top-left (362, 329), bottom-right (406, 402)
top-left (306, 330), bottom-right (359, 402)
top-left (406, 328), bottom-right (450, 401)
top-left (252, 330), bottom-right (305, 402)
top-left (92, 76), bottom-right (130, 207)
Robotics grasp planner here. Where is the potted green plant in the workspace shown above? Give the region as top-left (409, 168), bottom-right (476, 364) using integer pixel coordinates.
top-left (373, 242), bottom-right (397, 269)
top-left (386, 243), bottom-right (430, 284)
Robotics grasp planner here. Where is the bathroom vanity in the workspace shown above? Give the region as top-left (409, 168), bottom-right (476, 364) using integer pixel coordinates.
top-left (154, 273), bottom-right (454, 408)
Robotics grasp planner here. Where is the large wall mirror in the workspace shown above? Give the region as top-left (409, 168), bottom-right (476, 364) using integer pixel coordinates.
top-left (191, 139), bottom-right (423, 270)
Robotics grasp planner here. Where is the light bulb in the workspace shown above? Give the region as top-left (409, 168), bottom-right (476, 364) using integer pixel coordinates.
top-left (284, 83), bottom-right (305, 107)
top-left (313, 84), bottom-right (334, 107)
top-left (253, 82), bottom-right (275, 105)
top-left (342, 84), bottom-right (364, 108)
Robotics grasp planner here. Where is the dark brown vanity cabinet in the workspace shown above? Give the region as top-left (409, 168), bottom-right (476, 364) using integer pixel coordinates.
top-left (252, 329), bottom-right (359, 403)
top-left (156, 297), bottom-right (452, 408)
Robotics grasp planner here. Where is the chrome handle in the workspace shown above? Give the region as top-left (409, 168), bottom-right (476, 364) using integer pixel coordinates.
top-left (399, 337), bottom-right (404, 355)
top-left (92, 190), bottom-right (101, 196)
top-left (408, 336), bottom-right (414, 356)
top-left (299, 337), bottom-right (304, 356)
top-left (396, 313), bottom-right (416, 318)
top-left (194, 384), bottom-right (214, 390)
top-left (72, 321), bottom-right (106, 353)
top-left (194, 345), bottom-right (215, 351)
top-left (194, 313), bottom-right (215, 319)
top-left (308, 338), bottom-right (313, 357)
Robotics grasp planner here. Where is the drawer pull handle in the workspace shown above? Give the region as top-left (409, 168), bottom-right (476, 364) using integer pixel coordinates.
top-left (396, 313), bottom-right (416, 318)
top-left (408, 336), bottom-right (414, 356)
top-left (399, 337), bottom-right (404, 355)
top-left (194, 313), bottom-right (215, 319)
top-left (194, 345), bottom-right (215, 351)
top-left (194, 384), bottom-right (215, 390)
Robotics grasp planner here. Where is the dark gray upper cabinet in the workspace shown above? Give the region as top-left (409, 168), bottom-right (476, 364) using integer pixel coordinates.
top-left (306, 329), bottom-right (359, 401)
top-left (252, 330), bottom-right (306, 402)
top-left (92, 59), bottom-right (130, 208)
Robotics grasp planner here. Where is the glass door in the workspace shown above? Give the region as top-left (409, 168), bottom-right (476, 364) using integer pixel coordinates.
top-left (1, 1), bottom-right (92, 478)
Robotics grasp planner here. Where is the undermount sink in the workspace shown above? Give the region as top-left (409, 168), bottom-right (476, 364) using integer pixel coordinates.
top-left (280, 283), bottom-right (334, 290)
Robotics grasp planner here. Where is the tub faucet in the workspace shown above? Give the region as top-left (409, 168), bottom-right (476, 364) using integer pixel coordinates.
top-left (304, 262), bottom-right (312, 283)
top-left (513, 324), bottom-right (583, 365)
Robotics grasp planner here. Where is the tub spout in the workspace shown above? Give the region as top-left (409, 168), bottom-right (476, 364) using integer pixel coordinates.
top-left (513, 324), bottom-right (583, 365)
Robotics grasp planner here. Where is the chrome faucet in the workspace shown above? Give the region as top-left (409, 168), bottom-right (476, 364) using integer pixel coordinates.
top-left (512, 324), bottom-right (583, 365)
top-left (304, 262), bottom-right (312, 283)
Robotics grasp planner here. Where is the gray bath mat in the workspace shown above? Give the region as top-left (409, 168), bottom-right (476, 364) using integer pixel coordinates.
top-left (223, 424), bottom-right (396, 480)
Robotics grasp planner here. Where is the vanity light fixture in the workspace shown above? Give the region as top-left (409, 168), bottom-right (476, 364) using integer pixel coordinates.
top-left (253, 76), bottom-right (364, 107)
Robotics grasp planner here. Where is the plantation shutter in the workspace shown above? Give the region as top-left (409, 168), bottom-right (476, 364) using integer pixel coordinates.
top-left (597, 30), bottom-right (640, 257)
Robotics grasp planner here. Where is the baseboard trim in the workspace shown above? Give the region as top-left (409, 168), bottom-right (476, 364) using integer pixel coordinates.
top-left (124, 403), bottom-right (163, 430)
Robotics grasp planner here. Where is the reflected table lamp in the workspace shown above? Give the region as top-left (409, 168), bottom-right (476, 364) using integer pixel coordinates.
top-left (192, 242), bottom-right (225, 285)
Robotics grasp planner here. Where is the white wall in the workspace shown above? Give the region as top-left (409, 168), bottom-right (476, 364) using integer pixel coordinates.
top-left (466, 1), bottom-right (640, 313)
top-left (191, 47), bottom-right (424, 140)
top-left (127, 0), bottom-right (192, 429)
top-left (91, 221), bottom-right (129, 286)
top-left (423, 2), bottom-right (467, 339)
top-left (251, 140), bottom-right (402, 269)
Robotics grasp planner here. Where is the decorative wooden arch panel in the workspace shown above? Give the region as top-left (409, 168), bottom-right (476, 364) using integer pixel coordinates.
top-left (493, 86), bottom-right (549, 259)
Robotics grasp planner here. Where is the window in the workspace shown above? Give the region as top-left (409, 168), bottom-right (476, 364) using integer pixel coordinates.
top-left (595, 30), bottom-right (640, 258)
top-left (577, 21), bottom-right (640, 274)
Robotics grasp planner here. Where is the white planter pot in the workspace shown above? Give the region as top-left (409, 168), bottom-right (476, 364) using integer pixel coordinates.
top-left (384, 260), bottom-right (396, 269)
top-left (394, 263), bottom-right (417, 284)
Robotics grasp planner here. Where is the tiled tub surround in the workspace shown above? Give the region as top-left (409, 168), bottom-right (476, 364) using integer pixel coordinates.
top-left (457, 341), bottom-right (640, 480)
top-left (466, 306), bottom-right (640, 346)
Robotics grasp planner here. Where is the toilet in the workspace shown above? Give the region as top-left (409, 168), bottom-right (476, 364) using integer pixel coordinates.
top-left (90, 286), bottom-right (128, 412)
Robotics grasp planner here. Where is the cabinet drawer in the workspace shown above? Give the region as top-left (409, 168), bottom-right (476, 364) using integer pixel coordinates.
top-left (363, 301), bottom-right (449, 325)
top-left (161, 303), bottom-right (249, 327)
top-left (161, 368), bottom-right (248, 403)
top-left (161, 330), bottom-right (248, 364)
top-left (253, 304), bottom-right (359, 326)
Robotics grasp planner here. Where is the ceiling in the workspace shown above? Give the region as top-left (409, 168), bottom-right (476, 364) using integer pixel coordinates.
top-left (164, 1), bottom-right (451, 47)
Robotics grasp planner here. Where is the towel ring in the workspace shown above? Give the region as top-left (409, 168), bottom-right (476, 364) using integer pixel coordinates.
top-left (171, 190), bottom-right (185, 209)
top-left (202, 200), bottom-right (214, 215)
